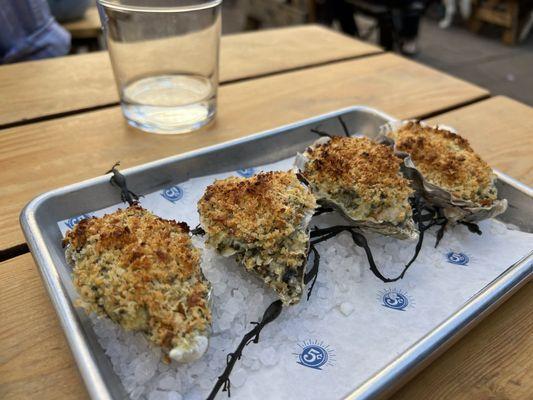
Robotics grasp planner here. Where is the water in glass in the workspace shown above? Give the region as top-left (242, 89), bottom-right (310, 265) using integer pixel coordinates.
top-left (97, 0), bottom-right (221, 134)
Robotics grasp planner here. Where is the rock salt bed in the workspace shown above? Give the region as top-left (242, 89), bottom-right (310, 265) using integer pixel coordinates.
top-left (87, 217), bottom-right (512, 399)
top-left (339, 302), bottom-right (355, 316)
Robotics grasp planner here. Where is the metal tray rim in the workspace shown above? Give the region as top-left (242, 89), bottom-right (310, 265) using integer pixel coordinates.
top-left (20, 106), bottom-right (533, 400)
top-left (345, 250), bottom-right (532, 400)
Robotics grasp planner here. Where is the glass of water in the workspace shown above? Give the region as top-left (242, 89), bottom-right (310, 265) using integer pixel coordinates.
top-left (97, 0), bottom-right (221, 134)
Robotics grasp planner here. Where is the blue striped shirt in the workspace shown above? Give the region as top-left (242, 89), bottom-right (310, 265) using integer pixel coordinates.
top-left (0, 0), bottom-right (71, 64)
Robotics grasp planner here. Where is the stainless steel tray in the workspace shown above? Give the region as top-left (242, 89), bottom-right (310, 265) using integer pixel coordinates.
top-left (20, 106), bottom-right (533, 400)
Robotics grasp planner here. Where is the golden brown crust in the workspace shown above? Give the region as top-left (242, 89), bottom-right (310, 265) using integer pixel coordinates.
top-left (388, 121), bottom-right (496, 206)
top-left (198, 171), bottom-right (316, 305)
top-left (301, 136), bottom-right (413, 224)
top-left (64, 205), bottom-right (211, 350)
top-left (198, 171), bottom-right (316, 248)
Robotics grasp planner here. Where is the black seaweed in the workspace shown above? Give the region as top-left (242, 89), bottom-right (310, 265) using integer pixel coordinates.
top-left (408, 196), bottom-right (482, 247)
top-left (191, 224), bottom-right (206, 236)
top-left (313, 206), bottom-right (334, 216)
top-left (310, 116), bottom-right (352, 139)
top-left (310, 225), bottom-right (413, 282)
top-left (107, 162), bottom-right (139, 206)
top-left (337, 116), bottom-right (351, 137)
top-left (206, 300), bottom-right (283, 400)
top-left (306, 194), bottom-right (455, 283)
top-left (310, 127), bottom-right (333, 138)
top-left (303, 243), bottom-right (320, 300)
top-left (460, 221), bottom-right (482, 236)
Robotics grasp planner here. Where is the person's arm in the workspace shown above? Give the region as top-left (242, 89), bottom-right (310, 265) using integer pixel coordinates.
top-left (0, 0), bottom-right (70, 64)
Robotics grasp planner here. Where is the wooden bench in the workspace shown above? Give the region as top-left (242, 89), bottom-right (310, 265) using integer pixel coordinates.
top-left (469, 0), bottom-right (533, 44)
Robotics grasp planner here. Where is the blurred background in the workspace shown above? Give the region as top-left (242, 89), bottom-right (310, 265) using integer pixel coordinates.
top-left (2, 0), bottom-right (532, 105)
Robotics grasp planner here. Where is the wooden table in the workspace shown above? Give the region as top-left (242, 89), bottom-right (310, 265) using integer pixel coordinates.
top-left (62, 7), bottom-right (102, 40)
top-left (0, 25), bottom-right (531, 400)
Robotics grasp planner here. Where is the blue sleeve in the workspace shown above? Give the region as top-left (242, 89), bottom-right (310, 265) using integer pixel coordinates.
top-left (0, 0), bottom-right (71, 63)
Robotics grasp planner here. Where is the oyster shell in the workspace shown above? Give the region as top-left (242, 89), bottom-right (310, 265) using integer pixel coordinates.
top-left (295, 136), bottom-right (418, 240)
top-left (63, 205), bottom-right (212, 363)
top-left (198, 171), bottom-right (316, 306)
top-left (379, 120), bottom-right (507, 224)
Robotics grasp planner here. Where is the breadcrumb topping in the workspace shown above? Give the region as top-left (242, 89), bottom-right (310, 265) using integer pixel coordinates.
top-left (63, 205), bottom-right (211, 352)
top-left (198, 171), bottom-right (316, 305)
top-left (301, 136), bottom-right (414, 225)
top-left (387, 121), bottom-right (497, 206)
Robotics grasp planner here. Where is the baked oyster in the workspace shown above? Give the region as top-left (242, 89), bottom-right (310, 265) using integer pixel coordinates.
top-left (295, 136), bottom-right (418, 240)
top-left (63, 205), bottom-right (211, 363)
top-left (379, 120), bottom-right (507, 223)
top-left (198, 171), bottom-right (317, 306)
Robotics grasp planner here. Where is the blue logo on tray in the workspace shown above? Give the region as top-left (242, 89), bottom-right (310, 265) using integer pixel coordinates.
top-left (294, 340), bottom-right (335, 370)
top-left (65, 214), bottom-right (93, 229)
top-left (161, 185), bottom-right (184, 203)
top-left (236, 167), bottom-right (256, 178)
top-left (446, 251), bottom-right (469, 266)
top-left (379, 288), bottom-right (411, 311)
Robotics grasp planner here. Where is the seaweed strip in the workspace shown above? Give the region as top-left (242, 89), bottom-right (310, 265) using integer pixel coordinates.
top-left (310, 116), bottom-right (351, 139)
top-left (303, 243), bottom-right (320, 300)
top-left (191, 224), bottom-right (206, 236)
top-left (207, 300), bottom-right (283, 399)
top-left (460, 221), bottom-right (482, 235)
top-left (310, 127), bottom-right (332, 138)
top-left (338, 116), bottom-right (351, 137)
top-left (107, 162), bottom-right (139, 206)
top-left (313, 206), bottom-right (334, 216)
top-left (308, 194), bottom-right (440, 283)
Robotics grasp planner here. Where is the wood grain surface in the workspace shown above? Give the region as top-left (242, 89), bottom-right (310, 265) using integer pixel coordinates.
top-left (426, 96), bottom-right (533, 186)
top-left (392, 282), bottom-right (533, 400)
top-left (219, 25), bottom-right (380, 82)
top-left (0, 254), bottom-right (88, 400)
top-left (0, 53), bottom-right (488, 251)
top-left (62, 7), bottom-right (101, 40)
top-left (0, 25), bottom-right (380, 127)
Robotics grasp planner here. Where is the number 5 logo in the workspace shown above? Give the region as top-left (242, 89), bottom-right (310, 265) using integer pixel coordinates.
top-left (303, 348), bottom-right (323, 363)
top-left (298, 345), bottom-right (328, 369)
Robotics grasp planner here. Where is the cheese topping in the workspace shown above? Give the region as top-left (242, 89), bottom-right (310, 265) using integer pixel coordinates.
top-left (198, 171), bottom-right (316, 305)
top-left (387, 121), bottom-right (497, 206)
top-left (63, 205), bottom-right (211, 360)
top-left (301, 136), bottom-right (414, 226)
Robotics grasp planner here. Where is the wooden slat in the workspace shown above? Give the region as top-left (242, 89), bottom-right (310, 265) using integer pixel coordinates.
top-left (0, 254), bottom-right (88, 400)
top-left (392, 282), bottom-right (533, 400)
top-left (425, 96), bottom-right (533, 185)
top-left (219, 24), bottom-right (381, 82)
top-left (0, 25), bottom-right (380, 127)
top-left (0, 53), bottom-right (488, 250)
top-left (62, 7), bottom-right (102, 39)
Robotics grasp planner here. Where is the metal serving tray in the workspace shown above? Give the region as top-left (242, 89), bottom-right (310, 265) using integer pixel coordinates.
top-left (21, 106), bottom-right (533, 400)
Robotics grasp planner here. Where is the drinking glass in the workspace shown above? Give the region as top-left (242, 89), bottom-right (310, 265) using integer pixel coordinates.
top-left (97, 0), bottom-right (221, 134)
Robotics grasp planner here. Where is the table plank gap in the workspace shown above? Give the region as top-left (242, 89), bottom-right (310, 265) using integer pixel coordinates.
top-left (0, 243), bottom-right (29, 263)
top-left (0, 25), bottom-right (381, 127)
top-left (0, 51), bottom-right (383, 132)
top-left (413, 93), bottom-right (491, 121)
top-left (218, 50), bottom-right (383, 85)
top-left (0, 102), bottom-right (118, 131)
top-left (424, 96), bottom-right (533, 186)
